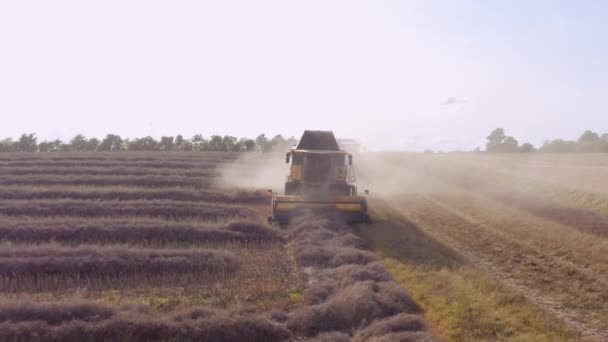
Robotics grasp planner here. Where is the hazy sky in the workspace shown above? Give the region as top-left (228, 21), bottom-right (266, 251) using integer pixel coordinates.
top-left (1, 1), bottom-right (607, 150)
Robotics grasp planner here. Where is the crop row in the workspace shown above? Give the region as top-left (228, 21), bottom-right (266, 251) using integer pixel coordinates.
top-left (0, 151), bottom-right (237, 161)
top-left (0, 175), bottom-right (211, 188)
top-left (0, 245), bottom-right (239, 292)
top-left (278, 212), bottom-right (434, 340)
top-left (0, 219), bottom-right (280, 245)
top-left (0, 166), bottom-right (218, 177)
top-left (0, 302), bottom-right (289, 342)
top-left (0, 160), bottom-right (226, 169)
top-left (0, 199), bottom-right (253, 220)
top-left (0, 186), bottom-right (268, 204)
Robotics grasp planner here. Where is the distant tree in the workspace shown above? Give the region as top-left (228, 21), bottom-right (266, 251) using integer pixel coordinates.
top-left (222, 135), bottom-right (238, 151)
top-left (159, 136), bottom-right (174, 151)
top-left (70, 134), bottom-right (88, 152)
top-left (174, 135), bottom-right (184, 151)
top-left (539, 139), bottom-right (577, 153)
top-left (578, 130), bottom-right (600, 144)
top-left (255, 134), bottom-right (270, 152)
top-left (601, 133), bottom-right (608, 152)
top-left (485, 128), bottom-right (519, 153)
top-left (577, 130), bottom-right (602, 152)
top-left (180, 139), bottom-right (193, 151)
top-left (84, 138), bottom-right (100, 152)
top-left (191, 134), bottom-right (208, 151)
top-left (271, 134), bottom-right (285, 147)
top-left (519, 142), bottom-right (536, 153)
top-left (501, 136), bottom-right (519, 152)
top-left (38, 141), bottom-right (51, 152)
top-left (238, 138), bottom-right (256, 152)
top-left (208, 135), bottom-right (224, 151)
top-left (0, 138), bottom-right (15, 152)
top-left (98, 134), bottom-right (124, 152)
top-left (486, 128), bottom-right (506, 152)
top-left (15, 133), bottom-right (38, 152)
top-left (38, 139), bottom-right (63, 152)
top-left (127, 136), bottom-right (159, 151)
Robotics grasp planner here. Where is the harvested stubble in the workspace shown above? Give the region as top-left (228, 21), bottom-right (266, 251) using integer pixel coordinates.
top-left (0, 199), bottom-right (253, 220)
top-left (0, 218), bottom-right (281, 246)
top-left (0, 302), bottom-right (291, 342)
top-left (0, 186), bottom-right (269, 204)
top-left (284, 212), bottom-right (436, 341)
top-left (0, 174), bottom-right (210, 188)
top-left (0, 244), bottom-right (239, 292)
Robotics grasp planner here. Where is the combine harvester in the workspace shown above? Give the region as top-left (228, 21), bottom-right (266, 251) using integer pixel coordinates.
top-left (268, 130), bottom-right (371, 225)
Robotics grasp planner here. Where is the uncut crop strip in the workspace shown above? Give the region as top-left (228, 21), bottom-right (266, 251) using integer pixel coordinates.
top-left (0, 199), bottom-right (254, 220)
top-left (0, 218), bottom-right (280, 246)
top-left (0, 175), bottom-right (211, 188)
top-left (0, 245), bottom-right (239, 292)
top-left (0, 166), bottom-right (219, 177)
top-left (0, 186), bottom-right (269, 204)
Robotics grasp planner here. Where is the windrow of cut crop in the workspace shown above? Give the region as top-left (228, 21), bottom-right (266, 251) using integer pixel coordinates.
top-left (279, 211), bottom-right (437, 341)
top-left (0, 186), bottom-right (269, 204)
top-left (0, 244), bottom-right (239, 292)
top-left (0, 151), bottom-right (237, 162)
top-left (0, 174), bottom-right (212, 188)
top-left (0, 160), bottom-right (226, 169)
top-left (0, 302), bottom-right (290, 342)
top-left (0, 218), bottom-right (281, 246)
top-left (0, 166), bottom-right (219, 178)
top-left (0, 199), bottom-right (253, 220)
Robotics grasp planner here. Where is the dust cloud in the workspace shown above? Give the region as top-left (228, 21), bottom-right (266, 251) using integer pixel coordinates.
top-left (214, 152), bottom-right (289, 192)
top-left (215, 149), bottom-right (608, 201)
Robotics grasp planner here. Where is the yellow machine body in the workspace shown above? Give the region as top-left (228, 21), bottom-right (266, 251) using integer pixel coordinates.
top-left (268, 130), bottom-right (370, 224)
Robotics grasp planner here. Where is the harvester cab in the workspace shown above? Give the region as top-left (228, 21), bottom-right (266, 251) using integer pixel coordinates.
top-left (268, 130), bottom-right (371, 225)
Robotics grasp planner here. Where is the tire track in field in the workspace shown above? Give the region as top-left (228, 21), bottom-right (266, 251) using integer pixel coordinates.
top-left (381, 195), bottom-right (607, 341)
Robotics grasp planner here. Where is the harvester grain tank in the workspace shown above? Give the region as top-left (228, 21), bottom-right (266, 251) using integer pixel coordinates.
top-left (268, 130), bottom-right (370, 224)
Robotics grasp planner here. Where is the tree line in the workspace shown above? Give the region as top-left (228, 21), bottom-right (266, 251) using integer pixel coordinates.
top-left (485, 128), bottom-right (608, 153)
top-left (0, 133), bottom-right (297, 153)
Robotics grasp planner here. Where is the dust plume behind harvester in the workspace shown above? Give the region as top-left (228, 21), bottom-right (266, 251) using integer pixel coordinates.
top-left (268, 130), bottom-right (371, 225)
